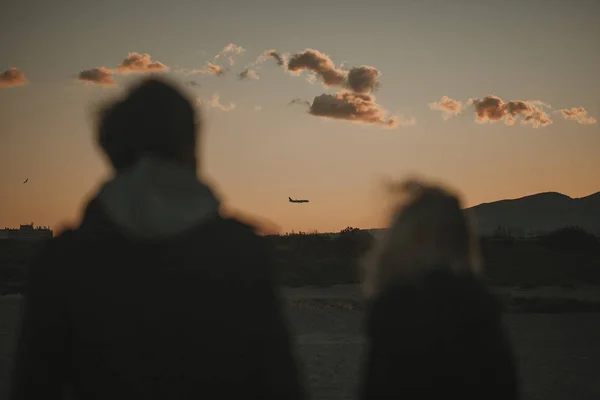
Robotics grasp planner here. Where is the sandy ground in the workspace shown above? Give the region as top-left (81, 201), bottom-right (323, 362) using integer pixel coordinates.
top-left (2, 288), bottom-right (600, 400)
top-left (283, 284), bottom-right (600, 302)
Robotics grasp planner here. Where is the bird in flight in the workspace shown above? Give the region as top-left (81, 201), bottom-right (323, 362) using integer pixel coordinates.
top-left (23, 178), bottom-right (28, 184)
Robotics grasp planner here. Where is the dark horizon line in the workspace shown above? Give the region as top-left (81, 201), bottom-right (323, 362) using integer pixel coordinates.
top-left (2, 189), bottom-right (598, 232)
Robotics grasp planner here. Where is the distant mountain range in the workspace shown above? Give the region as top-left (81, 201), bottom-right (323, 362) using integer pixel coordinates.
top-left (465, 191), bottom-right (600, 237)
top-left (365, 191), bottom-right (600, 237)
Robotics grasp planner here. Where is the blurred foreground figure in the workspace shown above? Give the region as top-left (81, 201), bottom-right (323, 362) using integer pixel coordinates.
top-left (10, 77), bottom-right (305, 400)
top-left (360, 180), bottom-right (519, 400)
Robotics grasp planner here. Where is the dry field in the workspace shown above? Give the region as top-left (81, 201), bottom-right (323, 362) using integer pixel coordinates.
top-left (2, 286), bottom-right (600, 400)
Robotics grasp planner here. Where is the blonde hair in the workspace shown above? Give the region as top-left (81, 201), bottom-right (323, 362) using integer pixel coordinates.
top-left (362, 179), bottom-right (482, 299)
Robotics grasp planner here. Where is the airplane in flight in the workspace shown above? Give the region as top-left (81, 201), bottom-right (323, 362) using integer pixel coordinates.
top-left (289, 197), bottom-right (309, 203)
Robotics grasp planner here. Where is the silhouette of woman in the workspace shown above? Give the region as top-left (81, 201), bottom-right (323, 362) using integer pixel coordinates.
top-left (360, 179), bottom-right (520, 400)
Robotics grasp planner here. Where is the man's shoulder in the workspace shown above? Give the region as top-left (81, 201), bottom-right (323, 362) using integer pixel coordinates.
top-left (197, 215), bottom-right (265, 245)
top-left (43, 213), bottom-right (267, 258)
top-left (33, 228), bottom-right (80, 257)
top-left (213, 216), bottom-right (258, 235)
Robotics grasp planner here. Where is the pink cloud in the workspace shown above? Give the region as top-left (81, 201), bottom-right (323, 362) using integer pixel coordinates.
top-left (0, 68), bottom-right (28, 88)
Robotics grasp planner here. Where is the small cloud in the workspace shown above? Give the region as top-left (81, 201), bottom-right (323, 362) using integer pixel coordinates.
top-left (248, 49), bottom-right (288, 75)
top-left (236, 50), bottom-right (281, 79)
top-left (198, 93), bottom-right (236, 112)
top-left (214, 43), bottom-right (245, 68)
top-left (254, 105), bottom-right (262, 111)
top-left (116, 52), bottom-right (168, 74)
top-left (307, 91), bottom-right (406, 128)
top-left (178, 44), bottom-right (244, 79)
top-left (238, 68), bottom-right (260, 80)
top-left (285, 50), bottom-right (381, 94)
top-left (179, 63), bottom-right (226, 77)
top-left (264, 49), bottom-right (286, 67)
top-left (289, 98), bottom-right (311, 106)
top-left (556, 107), bottom-right (597, 125)
top-left (467, 95), bottom-right (552, 128)
top-left (199, 63), bottom-right (226, 77)
top-left (287, 49), bottom-right (346, 87)
top-left (217, 43), bottom-right (245, 57)
top-left (77, 67), bottom-right (116, 86)
top-left (346, 66), bottom-right (380, 94)
top-left (429, 96), bottom-right (463, 120)
top-left (0, 67), bottom-right (28, 88)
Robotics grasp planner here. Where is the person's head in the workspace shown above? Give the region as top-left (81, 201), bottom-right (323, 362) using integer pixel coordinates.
top-left (96, 76), bottom-right (200, 172)
top-left (362, 179), bottom-right (482, 299)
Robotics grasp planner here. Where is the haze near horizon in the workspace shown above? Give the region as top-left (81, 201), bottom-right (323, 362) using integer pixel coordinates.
top-left (1, 0), bottom-right (598, 233)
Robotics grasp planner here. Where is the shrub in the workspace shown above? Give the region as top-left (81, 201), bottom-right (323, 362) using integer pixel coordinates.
top-left (537, 226), bottom-right (599, 254)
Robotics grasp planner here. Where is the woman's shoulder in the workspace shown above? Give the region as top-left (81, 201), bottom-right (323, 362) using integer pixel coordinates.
top-left (367, 269), bottom-right (503, 328)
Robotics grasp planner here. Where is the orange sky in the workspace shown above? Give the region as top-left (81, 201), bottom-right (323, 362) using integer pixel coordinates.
top-left (1, 0), bottom-right (599, 234)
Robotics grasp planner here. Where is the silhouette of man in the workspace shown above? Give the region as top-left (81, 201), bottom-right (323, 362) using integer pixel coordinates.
top-left (10, 77), bottom-right (305, 400)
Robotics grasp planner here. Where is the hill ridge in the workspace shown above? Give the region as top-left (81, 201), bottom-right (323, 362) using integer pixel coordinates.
top-left (466, 190), bottom-right (600, 237)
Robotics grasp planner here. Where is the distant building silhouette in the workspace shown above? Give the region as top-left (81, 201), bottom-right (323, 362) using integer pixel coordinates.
top-left (0, 223), bottom-right (53, 241)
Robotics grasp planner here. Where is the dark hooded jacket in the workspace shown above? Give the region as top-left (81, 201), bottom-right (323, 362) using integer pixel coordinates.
top-left (360, 269), bottom-right (520, 400)
top-left (9, 157), bottom-right (305, 400)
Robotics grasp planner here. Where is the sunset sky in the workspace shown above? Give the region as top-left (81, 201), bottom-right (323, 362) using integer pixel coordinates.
top-left (1, 0), bottom-right (599, 234)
